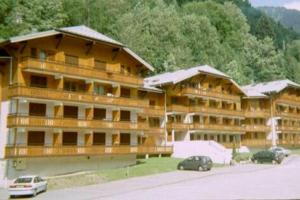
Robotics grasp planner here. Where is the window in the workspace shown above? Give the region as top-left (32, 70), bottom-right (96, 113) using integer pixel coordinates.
top-left (149, 100), bottom-right (156, 106)
top-left (120, 133), bottom-right (130, 145)
top-left (29, 103), bottom-right (46, 116)
top-left (93, 133), bottom-right (106, 145)
top-left (63, 132), bottom-right (77, 146)
top-left (30, 75), bottom-right (47, 88)
top-left (171, 97), bottom-right (178, 104)
top-left (65, 54), bottom-right (79, 66)
top-left (94, 85), bottom-right (105, 95)
top-left (94, 108), bottom-right (106, 120)
top-left (120, 88), bottom-right (131, 98)
top-left (149, 117), bottom-right (160, 127)
top-left (27, 131), bottom-right (45, 146)
top-left (121, 65), bottom-right (125, 74)
top-left (39, 50), bottom-right (47, 61)
top-left (94, 59), bottom-right (106, 70)
top-left (64, 81), bottom-right (85, 92)
top-left (63, 106), bottom-right (78, 119)
top-left (31, 48), bottom-right (37, 58)
top-left (120, 110), bottom-right (131, 121)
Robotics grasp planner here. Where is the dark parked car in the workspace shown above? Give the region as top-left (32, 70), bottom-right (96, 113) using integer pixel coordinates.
top-left (177, 156), bottom-right (213, 171)
top-left (251, 150), bottom-right (284, 164)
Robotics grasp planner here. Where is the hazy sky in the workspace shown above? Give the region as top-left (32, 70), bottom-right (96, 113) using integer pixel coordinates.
top-left (250, 0), bottom-right (300, 10)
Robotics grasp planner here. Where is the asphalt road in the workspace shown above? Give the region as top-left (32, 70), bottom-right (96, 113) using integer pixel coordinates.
top-left (1, 156), bottom-right (300, 200)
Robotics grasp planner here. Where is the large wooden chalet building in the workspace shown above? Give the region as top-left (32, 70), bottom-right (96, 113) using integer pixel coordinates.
top-left (0, 25), bottom-right (299, 182)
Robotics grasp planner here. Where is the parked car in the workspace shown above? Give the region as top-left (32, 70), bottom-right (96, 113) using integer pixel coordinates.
top-left (9, 175), bottom-right (47, 198)
top-left (251, 150), bottom-right (284, 164)
top-left (269, 146), bottom-right (291, 157)
top-left (177, 156), bottom-right (213, 171)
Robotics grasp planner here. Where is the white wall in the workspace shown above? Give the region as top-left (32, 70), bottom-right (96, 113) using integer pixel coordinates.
top-left (106, 108), bottom-right (112, 120)
top-left (130, 111), bottom-right (137, 122)
top-left (105, 133), bottom-right (112, 146)
top-left (6, 154), bottom-right (136, 180)
top-left (18, 100), bottom-right (29, 116)
top-left (130, 133), bottom-right (137, 145)
top-left (0, 101), bottom-right (10, 158)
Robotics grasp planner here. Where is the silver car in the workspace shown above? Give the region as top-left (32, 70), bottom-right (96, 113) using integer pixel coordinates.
top-left (269, 146), bottom-right (291, 157)
top-left (9, 175), bottom-right (47, 198)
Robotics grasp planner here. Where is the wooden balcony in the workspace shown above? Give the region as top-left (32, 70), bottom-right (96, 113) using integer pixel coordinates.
top-left (181, 87), bottom-right (241, 102)
top-left (189, 106), bottom-right (244, 117)
top-left (190, 123), bottom-right (245, 133)
top-left (21, 57), bottom-right (144, 86)
top-left (4, 145), bottom-right (173, 158)
top-left (277, 125), bottom-right (300, 133)
top-left (244, 125), bottom-right (271, 132)
top-left (276, 111), bottom-right (300, 119)
top-left (148, 127), bottom-right (165, 134)
top-left (244, 110), bottom-right (270, 118)
top-left (7, 115), bottom-right (149, 131)
top-left (144, 105), bottom-right (165, 116)
top-left (167, 104), bottom-right (189, 113)
top-left (167, 122), bottom-right (190, 130)
top-left (241, 139), bottom-right (272, 147)
top-left (7, 85), bottom-right (149, 108)
top-left (276, 97), bottom-right (300, 107)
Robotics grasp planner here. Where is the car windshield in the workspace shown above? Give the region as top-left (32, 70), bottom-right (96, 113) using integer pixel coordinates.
top-left (14, 178), bottom-right (32, 183)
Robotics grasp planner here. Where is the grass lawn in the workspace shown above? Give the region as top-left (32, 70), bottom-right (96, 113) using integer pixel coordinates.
top-left (47, 157), bottom-right (226, 190)
top-left (290, 148), bottom-right (300, 155)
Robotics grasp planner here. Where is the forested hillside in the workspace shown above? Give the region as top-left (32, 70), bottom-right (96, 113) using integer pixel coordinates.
top-left (259, 6), bottom-right (300, 33)
top-left (0, 0), bottom-right (300, 85)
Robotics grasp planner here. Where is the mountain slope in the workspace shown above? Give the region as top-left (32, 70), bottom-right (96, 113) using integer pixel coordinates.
top-left (259, 6), bottom-right (300, 33)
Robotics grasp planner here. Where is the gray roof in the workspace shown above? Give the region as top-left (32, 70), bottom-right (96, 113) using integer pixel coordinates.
top-left (242, 79), bottom-right (300, 98)
top-left (145, 65), bottom-right (229, 86)
top-left (2, 25), bottom-right (153, 71)
top-left (59, 25), bottom-right (123, 46)
top-left (145, 65), bottom-right (245, 95)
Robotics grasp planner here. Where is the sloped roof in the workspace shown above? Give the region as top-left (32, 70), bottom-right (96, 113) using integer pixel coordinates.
top-left (1, 25), bottom-right (153, 71)
top-left (59, 25), bottom-right (123, 46)
top-left (242, 79), bottom-right (300, 98)
top-left (145, 65), bottom-right (245, 95)
top-left (145, 65), bottom-right (229, 86)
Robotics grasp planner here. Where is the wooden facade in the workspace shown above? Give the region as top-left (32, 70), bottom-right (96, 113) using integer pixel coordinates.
top-left (0, 27), bottom-right (169, 159)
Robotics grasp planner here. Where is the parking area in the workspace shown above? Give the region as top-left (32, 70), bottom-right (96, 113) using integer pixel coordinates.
top-left (1, 155), bottom-right (300, 200)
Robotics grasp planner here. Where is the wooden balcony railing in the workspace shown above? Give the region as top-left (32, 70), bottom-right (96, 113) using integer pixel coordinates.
top-left (189, 106), bottom-right (244, 117)
top-left (7, 115), bottom-right (149, 131)
top-left (276, 97), bottom-right (300, 107)
top-left (244, 110), bottom-right (270, 118)
top-left (148, 127), bottom-right (165, 134)
top-left (167, 105), bottom-right (189, 113)
top-left (181, 87), bottom-right (241, 102)
top-left (167, 122), bottom-right (190, 130)
top-left (244, 125), bottom-right (271, 132)
top-left (21, 57), bottom-right (144, 86)
top-left (7, 85), bottom-right (149, 108)
top-left (276, 111), bottom-right (300, 119)
top-left (277, 125), bottom-right (300, 133)
top-left (190, 123), bottom-right (245, 133)
top-left (4, 145), bottom-right (173, 158)
top-left (144, 105), bottom-right (165, 116)
top-left (241, 139), bottom-right (272, 147)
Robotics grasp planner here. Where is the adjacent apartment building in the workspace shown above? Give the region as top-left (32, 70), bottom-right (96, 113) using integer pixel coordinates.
top-left (0, 25), bottom-right (171, 181)
top-left (145, 66), bottom-right (245, 148)
top-left (242, 80), bottom-right (300, 147)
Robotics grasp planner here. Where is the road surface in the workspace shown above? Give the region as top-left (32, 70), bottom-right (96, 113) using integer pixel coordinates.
top-left (1, 156), bottom-right (300, 200)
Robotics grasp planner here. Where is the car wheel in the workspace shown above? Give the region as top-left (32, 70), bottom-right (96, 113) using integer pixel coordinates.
top-left (178, 165), bottom-right (184, 170)
top-left (33, 189), bottom-right (37, 197)
top-left (198, 166), bottom-right (205, 171)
